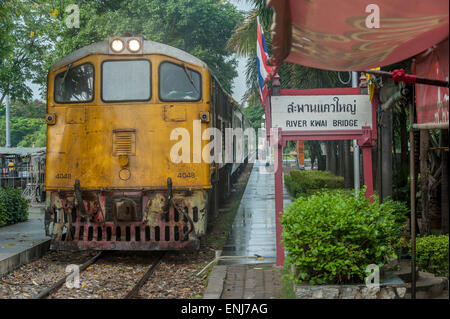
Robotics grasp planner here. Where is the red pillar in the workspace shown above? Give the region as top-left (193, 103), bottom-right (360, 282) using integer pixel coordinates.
top-left (361, 146), bottom-right (374, 199)
top-left (357, 127), bottom-right (375, 199)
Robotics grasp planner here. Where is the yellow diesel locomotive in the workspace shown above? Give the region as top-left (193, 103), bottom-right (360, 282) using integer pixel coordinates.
top-left (44, 36), bottom-right (252, 250)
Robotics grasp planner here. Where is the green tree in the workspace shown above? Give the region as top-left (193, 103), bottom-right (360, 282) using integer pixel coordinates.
top-left (0, 0), bottom-right (51, 104)
top-left (0, 99), bottom-right (46, 119)
top-left (242, 103), bottom-right (264, 130)
top-left (0, 99), bottom-right (46, 147)
top-left (227, 0), bottom-right (345, 104)
top-left (0, 115), bottom-right (46, 147)
top-left (35, 0), bottom-right (243, 94)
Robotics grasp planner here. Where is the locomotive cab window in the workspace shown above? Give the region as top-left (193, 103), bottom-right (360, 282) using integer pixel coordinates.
top-left (54, 63), bottom-right (94, 103)
top-left (102, 60), bottom-right (151, 102)
top-left (159, 62), bottom-right (201, 101)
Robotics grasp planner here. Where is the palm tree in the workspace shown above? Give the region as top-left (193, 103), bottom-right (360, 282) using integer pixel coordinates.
top-left (227, 0), bottom-right (351, 181)
top-left (227, 0), bottom-right (346, 104)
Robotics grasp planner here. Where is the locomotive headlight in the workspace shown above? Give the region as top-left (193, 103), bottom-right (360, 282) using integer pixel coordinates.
top-left (127, 39), bottom-right (141, 53)
top-left (110, 39), bottom-right (125, 53)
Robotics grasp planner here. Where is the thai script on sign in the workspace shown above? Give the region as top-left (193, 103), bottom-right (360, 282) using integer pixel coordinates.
top-left (287, 96), bottom-right (357, 115)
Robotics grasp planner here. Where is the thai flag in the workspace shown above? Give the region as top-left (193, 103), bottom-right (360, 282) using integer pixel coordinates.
top-left (256, 16), bottom-right (274, 103)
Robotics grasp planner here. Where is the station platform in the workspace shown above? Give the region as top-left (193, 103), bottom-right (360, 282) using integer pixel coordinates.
top-left (0, 205), bottom-right (49, 276)
top-left (204, 160), bottom-right (293, 299)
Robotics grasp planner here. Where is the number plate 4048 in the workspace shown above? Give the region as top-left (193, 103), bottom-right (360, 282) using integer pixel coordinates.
top-left (177, 172), bottom-right (195, 178)
top-left (56, 173), bottom-right (71, 179)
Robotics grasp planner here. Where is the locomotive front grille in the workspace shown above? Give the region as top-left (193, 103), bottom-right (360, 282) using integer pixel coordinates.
top-left (113, 129), bottom-right (136, 156)
top-left (65, 224), bottom-right (190, 243)
top-left (47, 189), bottom-right (206, 251)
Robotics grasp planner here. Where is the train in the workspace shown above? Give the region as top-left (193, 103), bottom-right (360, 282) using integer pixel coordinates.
top-left (44, 36), bottom-right (253, 251)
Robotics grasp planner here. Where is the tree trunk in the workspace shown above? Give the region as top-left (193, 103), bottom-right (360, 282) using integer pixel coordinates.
top-left (326, 141), bottom-right (331, 172)
top-left (330, 141), bottom-right (337, 175)
top-left (381, 110), bottom-right (393, 201)
top-left (420, 129), bottom-right (431, 235)
top-left (441, 129), bottom-right (449, 233)
top-left (375, 128), bottom-right (381, 195)
top-left (337, 141), bottom-right (344, 177)
top-left (400, 108), bottom-right (409, 165)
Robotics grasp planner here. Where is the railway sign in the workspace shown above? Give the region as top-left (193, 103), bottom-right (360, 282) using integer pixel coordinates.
top-left (262, 81), bottom-right (378, 267)
top-left (271, 94), bottom-right (372, 131)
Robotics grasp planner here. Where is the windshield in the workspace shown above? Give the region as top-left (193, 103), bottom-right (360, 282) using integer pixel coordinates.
top-left (102, 60), bottom-right (151, 102)
top-left (54, 63), bottom-right (94, 103)
top-left (159, 62), bottom-right (201, 101)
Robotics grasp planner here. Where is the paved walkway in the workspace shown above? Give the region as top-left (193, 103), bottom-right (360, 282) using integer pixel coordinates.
top-left (220, 160), bottom-right (292, 264)
top-left (204, 160), bottom-right (293, 299)
top-left (221, 264), bottom-right (282, 299)
top-left (0, 205), bottom-right (49, 276)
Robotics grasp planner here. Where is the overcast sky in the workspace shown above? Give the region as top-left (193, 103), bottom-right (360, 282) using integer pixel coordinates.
top-left (230, 0), bottom-right (253, 107)
top-left (31, 0), bottom-right (254, 104)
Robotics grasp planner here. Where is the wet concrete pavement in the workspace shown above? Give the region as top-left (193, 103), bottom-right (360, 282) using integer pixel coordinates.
top-left (0, 205), bottom-right (49, 276)
top-left (219, 160), bottom-right (293, 265)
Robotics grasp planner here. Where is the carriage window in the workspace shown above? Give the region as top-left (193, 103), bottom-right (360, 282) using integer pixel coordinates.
top-left (54, 63), bottom-right (94, 103)
top-left (159, 62), bottom-right (201, 101)
top-left (102, 60), bottom-right (151, 102)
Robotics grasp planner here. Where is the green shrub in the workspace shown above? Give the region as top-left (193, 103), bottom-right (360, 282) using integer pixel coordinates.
top-left (284, 170), bottom-right (344, 198)
top-left (415, 234), bottom-right (449, 278)
top-left (281, 188), bottom-right (407, 285)
top-left (0, 187), bottom-right (30, 227)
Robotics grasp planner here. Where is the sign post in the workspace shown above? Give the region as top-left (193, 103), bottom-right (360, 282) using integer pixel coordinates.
top-left (266, 76), bottom-right (377, 266)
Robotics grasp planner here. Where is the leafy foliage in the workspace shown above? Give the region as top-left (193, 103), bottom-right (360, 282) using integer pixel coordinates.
top-left (281, 189), bottom-right (407, 284)
top-left (284, 170), bottom-right (344, 198)
top-left (2, 1), bottom-right (242, 146)
top-left (33, 0), bottom-right (243, 95)
top-left (414, 235), bottom-right (449, 278)
top-left (241, 103), bottom-right (264, 130)
top-left (0, 99), bottom-right (46, 147)
top-left (0, 187), bottom-right (30, 227)
top-left (0, 0), bottom-right (51, 104)
top-left (227, 0), bottom-right (347, 105)
top-left (2, 0), bottom-right (243, 102)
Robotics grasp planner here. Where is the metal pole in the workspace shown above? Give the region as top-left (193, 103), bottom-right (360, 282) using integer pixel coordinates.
top-left (275, 140), bottom-right (284, 266)
top-left (5, 95), bottom-right (11, 147)
top-left (352, 72), bottom-right (360, 194)
top-left (409, 98), bottom-right (416, 299)
top-left (409, 59), bottom-right (417, 299)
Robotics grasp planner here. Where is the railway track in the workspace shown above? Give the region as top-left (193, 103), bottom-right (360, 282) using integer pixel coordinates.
top-left (123, 252), bottom-right (165, 299)
top-left (33, 251), bottom-right (166, 299)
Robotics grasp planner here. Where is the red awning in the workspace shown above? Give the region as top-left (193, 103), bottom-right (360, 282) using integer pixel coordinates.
top-left (268, 0), bottom-right (449, 71)
top-left (415, 39), bottom-right (449, 125)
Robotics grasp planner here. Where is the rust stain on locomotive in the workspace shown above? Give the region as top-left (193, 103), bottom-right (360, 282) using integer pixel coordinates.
top-left (46, 189), bottom-right (207, 250)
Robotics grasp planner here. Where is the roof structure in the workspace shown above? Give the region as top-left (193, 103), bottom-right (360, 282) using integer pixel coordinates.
top-left (51, 40), bottom-right (209, 72)
top-left (0, 147), bottom-right (46, 157)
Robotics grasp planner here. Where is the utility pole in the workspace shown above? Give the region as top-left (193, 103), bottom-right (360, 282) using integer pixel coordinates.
top-left (352, 72), bottom-right (360, 194)
top-left (5, 94), bottom-right (11, 147)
